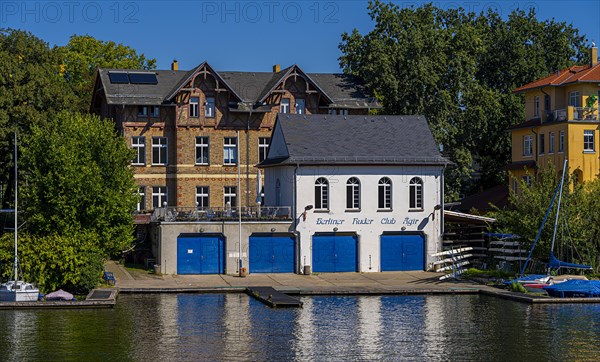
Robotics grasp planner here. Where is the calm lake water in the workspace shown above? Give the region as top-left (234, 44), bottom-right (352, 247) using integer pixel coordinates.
top-left (1, 293), bottom-right (599, 361)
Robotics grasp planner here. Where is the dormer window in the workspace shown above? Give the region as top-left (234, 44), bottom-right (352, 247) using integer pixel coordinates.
top-left (190, 97), bottom-right (199, 118)
top-left (295, 99), bottom-right (305, 114)
top-left (138, 106), bottom-right (148, 116)
top-left (280, 98), bottom-right (290, 114)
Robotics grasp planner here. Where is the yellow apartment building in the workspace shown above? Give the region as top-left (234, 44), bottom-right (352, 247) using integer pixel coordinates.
top-left (508, 46), bottom-right (600, 191)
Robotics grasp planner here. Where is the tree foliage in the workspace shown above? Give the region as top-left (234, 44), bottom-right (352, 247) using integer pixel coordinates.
top-left (493, 164), bottom-right (600, 273)
top-left (0, 29), bottom-right (77, 208)
top-left (58, 34), bottom-right (156, 112)
top-left (20, 112), bottom-right (138, 255)
top-left (339, 1), bottom-right (589, 200)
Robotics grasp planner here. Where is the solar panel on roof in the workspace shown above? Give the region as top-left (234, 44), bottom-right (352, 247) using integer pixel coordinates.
top-left (108, 72), bottom-right (129, 84)
top-left (129, 73), bottom-right (158, 84)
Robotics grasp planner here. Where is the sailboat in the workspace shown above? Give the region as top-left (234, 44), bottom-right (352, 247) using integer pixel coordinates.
top-left (0, 132), bottom-right (39, 302)
top-left (511, 159), bottom-right (591, 290)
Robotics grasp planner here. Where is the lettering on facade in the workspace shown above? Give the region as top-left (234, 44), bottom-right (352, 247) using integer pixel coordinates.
top-left (402, 217), bottom-right (419, 226)
top-left (352, 218), bottom-right (374, 225)
top-left (316, 217), bottom-right (344, 225)
top-left (380, 217), bottom-right (396, 225)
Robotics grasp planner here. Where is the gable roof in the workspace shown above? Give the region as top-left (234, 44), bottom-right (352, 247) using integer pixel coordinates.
top-left (259, 114), bottom-right (450, 166)
top-left (96, 63), bottom-right (380, 109)
top-left (514, 63), bottom-right (600, 93)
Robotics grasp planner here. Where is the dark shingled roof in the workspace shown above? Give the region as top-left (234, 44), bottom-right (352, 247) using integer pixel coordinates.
top-left (97, 64), bottom-right (381, 108)
top-left (260, 114), bottom-right (451, 166)
top-left (98, 69), bottom-right (186, 105)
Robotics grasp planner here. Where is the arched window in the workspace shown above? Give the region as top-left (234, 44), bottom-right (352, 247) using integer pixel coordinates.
top-left (346, 177), bottom-right (360, 210)
top-left (409, 177), bottom-right (423, 209)
top-left (378, 177), bottom-right (392, 210)
top-left (315, 178), bottom-right (329, 210)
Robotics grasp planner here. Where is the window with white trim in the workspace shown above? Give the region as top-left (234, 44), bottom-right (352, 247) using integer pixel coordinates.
top-left (523, 135), bottom-right (533, 156)
top-left (258, 137), bottom-right (270, 163)
top-left (513, 178), bottom-right (518, 193)
top-left (195, 136), bottom-right (209, 165)
top-left (549, 132), bottom-right (555, 153)
top-left (224, 186), bottom-right (237, 207)
top-left (295, 99), bottom-right (305, 114)
top-left (409, 177), bottom-right (423, 210)
top-left (205, 97), bottom-right (215, 118)
top-left (223, 137), bottom-right (237, 165)
top-left (569, 91), bottom-right (581, 107)
top-left (534, 96), bottom-right (540, 117)
top-left (280, 98), bottom-right (290, 114)
top-left (137, 187), bottom-right (146, 211)
top-left (346, 177), bottom-right (360, 210)
top-left (584, 130), bottom-right (595, 151)
top-left (523, 175), bottom-right (532, 187)
top-left (378, 177), bottom-right (392, 210)
top-left (132, 136), bottom-right (145, 165)
top-left (315, 178), bottom-right (329, 210)
top-left (190, 97), bottom-right (199, 117)
top-left (559, 131), bottom-right (565, 152)
top-left (152, 186), bottom-right (167, 208)
top-left (152, 137), bottom-right (168, 165)
top-left (544, 94), bottom-right (551, 112)
top-left (196, 186), bottom-right (209, 208)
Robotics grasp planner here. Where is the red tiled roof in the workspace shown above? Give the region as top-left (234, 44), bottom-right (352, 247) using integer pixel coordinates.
top-left (513, 63), bottom-right (600, 93)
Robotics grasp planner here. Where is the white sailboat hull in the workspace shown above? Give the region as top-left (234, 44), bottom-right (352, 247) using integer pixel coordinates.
top-left (0, 281), bottom-right (39, 302)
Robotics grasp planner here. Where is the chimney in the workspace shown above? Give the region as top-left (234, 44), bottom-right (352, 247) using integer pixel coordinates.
top-left (591, 45), bottom-right (598, 66)
top-left (273, 64), bottom-right (281, 73)
top-left (171, 59), bottom-right (179, 71)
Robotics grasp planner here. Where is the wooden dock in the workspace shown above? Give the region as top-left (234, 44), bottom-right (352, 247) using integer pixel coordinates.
top-left (0, 289), bottom-right (118, 310)
top-left (247, 286), bottom-right (303, 308)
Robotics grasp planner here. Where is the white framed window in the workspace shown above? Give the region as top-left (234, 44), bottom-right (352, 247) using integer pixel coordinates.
top-left (523, 135), bottom-right (533, 156)
top-left (152, 137), bottom-right (168, 165)
top-left (534, 96), bottom-right (540, 117)
top-left (132, 136), bottom-right (145, 165)
top-left (280, 98), bottom-right (290, 113)
top-left (315, 178), bottom-right (329, 210)
top-left (409, 177), bottom-right (423, 210)
top-left (295, 99), bottom-right (305, 114)
top-left (513, 178), bottom-right (518, 193)
top-left (549, 132), bottom-right (555, 153)
top-left (539, 134), bottom-right (545, 155)
top-left (224, 186), bottom-right (237, 207)
top-left (190, 97), bottom-right (199, 117)
top-left (523, 175), bottom-right (532, 187)
top-left (346, 177), bottom-right (360, 210)
top-left (150, 106), bottom-right (160, 117)
top-left (138, 106), bottom-right (148, 116)
top-left (205, 97), bottom-right (215, 118)
top-left (152, 186), bottom-right (167, 209)
top-left (584, 130), bottom-right (595, 151)
top-left (258, 137), bottom-right (270, 163)
top-left (195, 136), bottom-right (209, 165)
top-left (340, 108), bottom-right (349, 116)
top-left (378, 177), bottom-right (392, 210)
top-left (569, 91), bottom-right (581, 107)
top-left (223, 137), bottom-right (238, 165)
top-left (559, 131), bottom-right (565, 152)
top-left (544, 94), bottom-right (551, 112)
top-left (137, 187), bottom-right (146, 211)
top-left (196, 186), bottom-right (209, 208)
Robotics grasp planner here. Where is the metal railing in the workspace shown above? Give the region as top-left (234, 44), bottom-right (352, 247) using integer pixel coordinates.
top-left (151, 206), bottom-right (292, 222)
top-left (547, 107), bottom-right (598, 122)
top-left (572, 107), bottom-right (599, 121)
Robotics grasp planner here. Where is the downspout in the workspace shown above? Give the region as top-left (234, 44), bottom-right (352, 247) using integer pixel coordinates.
top-left (293, 163), bottom-right (300, 273)
top-left (246, 109), bottom-right (253, 208)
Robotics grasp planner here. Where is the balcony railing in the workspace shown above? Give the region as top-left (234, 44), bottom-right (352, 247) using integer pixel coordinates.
top-left (547, 107), bottom-right (598, 122)
top-left (151, 206), bottom-right (292, 222)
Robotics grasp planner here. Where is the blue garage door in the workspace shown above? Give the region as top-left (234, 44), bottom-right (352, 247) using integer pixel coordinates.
top-left (313, 234), bottom-right (358, 272)
top-left (380, 234), bottom-right (424, 271)
top-left (249, 235), bottom-right (295, 273)
top-left (177, 234), bottom-right (225, 274)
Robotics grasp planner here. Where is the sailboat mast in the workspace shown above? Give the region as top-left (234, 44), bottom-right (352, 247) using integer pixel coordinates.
top-left (13, 131), bottom-right (18, 281)
top-left (550, 159), bottom-right (568, 255)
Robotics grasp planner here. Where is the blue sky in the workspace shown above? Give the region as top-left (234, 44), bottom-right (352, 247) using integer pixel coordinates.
top-left (1, 1), bottom-right (599, 72)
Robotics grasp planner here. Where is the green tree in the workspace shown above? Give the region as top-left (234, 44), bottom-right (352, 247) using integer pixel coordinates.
top-left (58, 34), bottom-right (156, 112)
top-left (0, 28), bottom-right (77, 208)
top-left (493, 164), bottom-right (600, 273)
top-left (339, 1), bottom-right (588, 200)
top-left (20, 112), bottom-right (138, 255)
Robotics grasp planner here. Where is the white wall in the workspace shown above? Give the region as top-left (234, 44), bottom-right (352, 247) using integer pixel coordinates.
top-left (265, 164), bottom-right (445, 272)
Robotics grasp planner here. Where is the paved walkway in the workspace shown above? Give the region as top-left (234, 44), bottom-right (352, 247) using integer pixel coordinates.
top-left (105, 261), bottom-right (483, 294)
